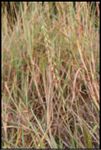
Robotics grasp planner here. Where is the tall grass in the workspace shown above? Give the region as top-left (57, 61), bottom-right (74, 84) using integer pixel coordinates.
top-left (2, 2), bottom-right (100, 148)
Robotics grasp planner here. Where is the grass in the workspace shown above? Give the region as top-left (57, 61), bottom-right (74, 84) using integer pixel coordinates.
top-left (2, 2), bottom-right (100, 148)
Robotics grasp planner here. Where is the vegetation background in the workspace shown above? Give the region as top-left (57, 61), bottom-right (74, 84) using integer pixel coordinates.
top-left (2, 2), bottom-right (100, 148)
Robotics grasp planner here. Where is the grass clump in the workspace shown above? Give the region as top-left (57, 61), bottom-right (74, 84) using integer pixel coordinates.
top-left (2, 2), bottom-right (100, 148)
